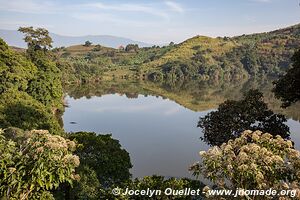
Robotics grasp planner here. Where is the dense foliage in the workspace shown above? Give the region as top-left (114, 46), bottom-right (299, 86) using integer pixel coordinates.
top-left (1, 24), bottom-right (300, 199)
top-left (0, 128), bottom-right (80, 199)
top-left (198, 89), bottom-right (290, 146)
top-left (0, 38), bottom-right (37, 93)
top-left (73, 175), bottom-right (204, 200)
top-left (145, 24), bottom-right (300, 84)
top-left (273, 49), bottom-right (300, 107)
top-left (60, 132), bottom-right (132, 199)
top-left (0, 28), bottom-right (63, 134)
top-left (68, 132), bottom-right (132, 186)
top-left (0, 90), bottom-right (62, 134)
top-left (190, 130), bottom-right (300, 199)
top-left (106, 176), bottom-right (203, 200)
top-left (26, 50), bottom-right (63, 107)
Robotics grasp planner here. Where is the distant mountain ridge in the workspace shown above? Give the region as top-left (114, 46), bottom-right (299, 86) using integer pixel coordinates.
top-left (0, 29), bottom-right (153, 48)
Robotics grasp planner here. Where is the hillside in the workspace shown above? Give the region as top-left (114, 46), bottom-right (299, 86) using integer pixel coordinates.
top-left (0, 29), bottom-right (153, 48)
top-left (143, 23), bottom-right (300, 83)
top-left (53, 23), bottom-right (300, 84)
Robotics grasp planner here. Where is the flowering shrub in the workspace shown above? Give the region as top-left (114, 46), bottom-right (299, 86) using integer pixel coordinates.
top-left (0, 128), bottom-right (80, 199)
top-left (190, 130), bottom-right (300, 199)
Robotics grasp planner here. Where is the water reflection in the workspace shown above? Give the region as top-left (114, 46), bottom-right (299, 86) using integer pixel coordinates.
top-left (63, 94), bottom-right (211, 178)
top-left (62, 80), bottom-right (300, 178)
top-left (64, 79), bottom-right (300, 120)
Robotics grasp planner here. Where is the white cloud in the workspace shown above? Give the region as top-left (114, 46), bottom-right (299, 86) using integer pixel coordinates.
top-left (165, 1), bottom-right (184, 13)
top-left (0, 0), bottom-right (176, 26)
top-left (81, 2), bottom-right (169, 19)
top-left (0, 0), bottom-right (57, 14)
top-left (71, 13), bottom-right (154, 27)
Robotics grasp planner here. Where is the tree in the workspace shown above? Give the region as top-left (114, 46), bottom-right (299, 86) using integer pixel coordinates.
top-left (0, 38), bottom-right (37, 94)
top-left (169, 41), bottom-right (175, 46)
top-left (18, 27), bottom-right (63, 108)
top-left (273, 49), bottom-right (300, 107)
top-left (125, 44), bottom-right (139, 52)
top-left (69, 165), bottom-right (101, 200)
top-left (18, 26), bottom-right (53, 51)
top-left (241, 50), bottom-right (259, 76)
top-left (84, 41), bottom-right (92, 47)
top-left (25, 56), bottom-right (63, 107)
top-left (0, 128), bottom-right (80, 199)
top-left (0, 90), bottom-right (63, 135)
top-left (198, 89), bottom-right (290, 146)
top-left (190, 130), bottom-right (300, 199)
top-left (68, 132), bottom-right (132, 187)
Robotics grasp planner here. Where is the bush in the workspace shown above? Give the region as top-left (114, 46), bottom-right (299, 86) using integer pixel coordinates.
top-left (190, 130), bottom-right (300, 199)
top-left (198, 89), bottom-right (290, 146)
top-left (0, 90), bottom-right (63, 134)
top-left (0, 128), bottom-right (80, 199)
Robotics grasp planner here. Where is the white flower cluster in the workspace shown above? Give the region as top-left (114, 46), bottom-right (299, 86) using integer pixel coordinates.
top-left (190, 130), bottom-right (300, 199)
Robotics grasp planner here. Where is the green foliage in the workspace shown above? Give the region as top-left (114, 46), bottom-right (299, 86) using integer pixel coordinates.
top-left (53, 24), bottom-right (299, 85)
top-left (145, 24), bottom-right (300, 83)
top-left (0, 38), bottom-right (37, 93)
top-left (0, 90), bottom-right (63, 134)
top-left (125, 44), bottom-right (139, 52)
top-left (26, 51), bottom-right (63, 107)
top-left (16, 26), bottom-right (63, 108)
top-left (92, 44), bottom-right (102, 51)
top-left (125, 176), bottom-right (204, 200)
top-left (0, 37), bottom-right (63, 134)
top-left (240, 48), bottom-right (259, 76)
top-left (68, 132), bottom-right (132, 186)
top-left (69, 165), bottom-right (102, 200)
top-left (273, 49), bottom-right (300, 107)
top-left (198, 89), bottom-right (290, 146)
top-left (56, 43), bottom-right (175, 83)
top-left (84, 41), bottom-right (92, 47)
top-left (18, 26), bottom-right (53, 52)
top-left (0, 128), bottom-right (79, 199)
top-left (98, 176), bottom-right (204, 200)
top-left (190, 130), bottom-right (300, 199)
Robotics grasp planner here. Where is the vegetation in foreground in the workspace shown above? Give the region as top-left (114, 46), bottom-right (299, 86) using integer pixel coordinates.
top-left (0, 28), bottom-right (205, 199)
top-left (0, 25), bottom-right (300, 199)
top-left (0, 128), bottom-right (80, 200)
top-left (190, 130), bottom-right (300, 199)
top-left (198, 89), bottom-right (290, 146)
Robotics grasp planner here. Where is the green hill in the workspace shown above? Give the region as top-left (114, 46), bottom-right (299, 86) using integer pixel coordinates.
top-left (52, 23), bottom-right (300, 84)
top-left (143, 23), bottom-right (300, 83)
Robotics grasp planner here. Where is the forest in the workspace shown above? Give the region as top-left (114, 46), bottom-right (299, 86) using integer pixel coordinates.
top-left (0, 24), bottom-right (300, 199)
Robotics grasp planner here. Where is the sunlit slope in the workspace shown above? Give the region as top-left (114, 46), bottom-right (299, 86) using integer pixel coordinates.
top-left (143, 36), bottom-right (238, 69)
top-left (142, 23), bottom-right (300, 79)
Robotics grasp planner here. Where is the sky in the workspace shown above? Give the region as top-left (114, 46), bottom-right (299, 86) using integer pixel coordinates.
top-left (0, 0), bottom-right (299, 44)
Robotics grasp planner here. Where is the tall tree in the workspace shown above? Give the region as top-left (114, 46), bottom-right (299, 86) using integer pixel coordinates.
top-left (198, 89), bottom-right (290, 146)
top-left (18, 27), bottom-right (63, 108)
top-left (273, 49), bottom-right (300, 107)
top-left (68, 132), bottom-right (132, 186)
top-left (18, 26), bottom-right (53, 51)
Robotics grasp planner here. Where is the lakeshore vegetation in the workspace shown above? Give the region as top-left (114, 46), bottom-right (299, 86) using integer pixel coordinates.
top-left (0, 24), bottom-right (300, 199)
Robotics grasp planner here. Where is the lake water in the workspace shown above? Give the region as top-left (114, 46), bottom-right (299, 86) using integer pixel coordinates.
top-left (62, 89), bottom-right (300, 179)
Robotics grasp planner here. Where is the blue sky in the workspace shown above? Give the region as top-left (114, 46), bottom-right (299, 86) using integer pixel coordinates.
top-left (0, 0), bottom-right (299, 44)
